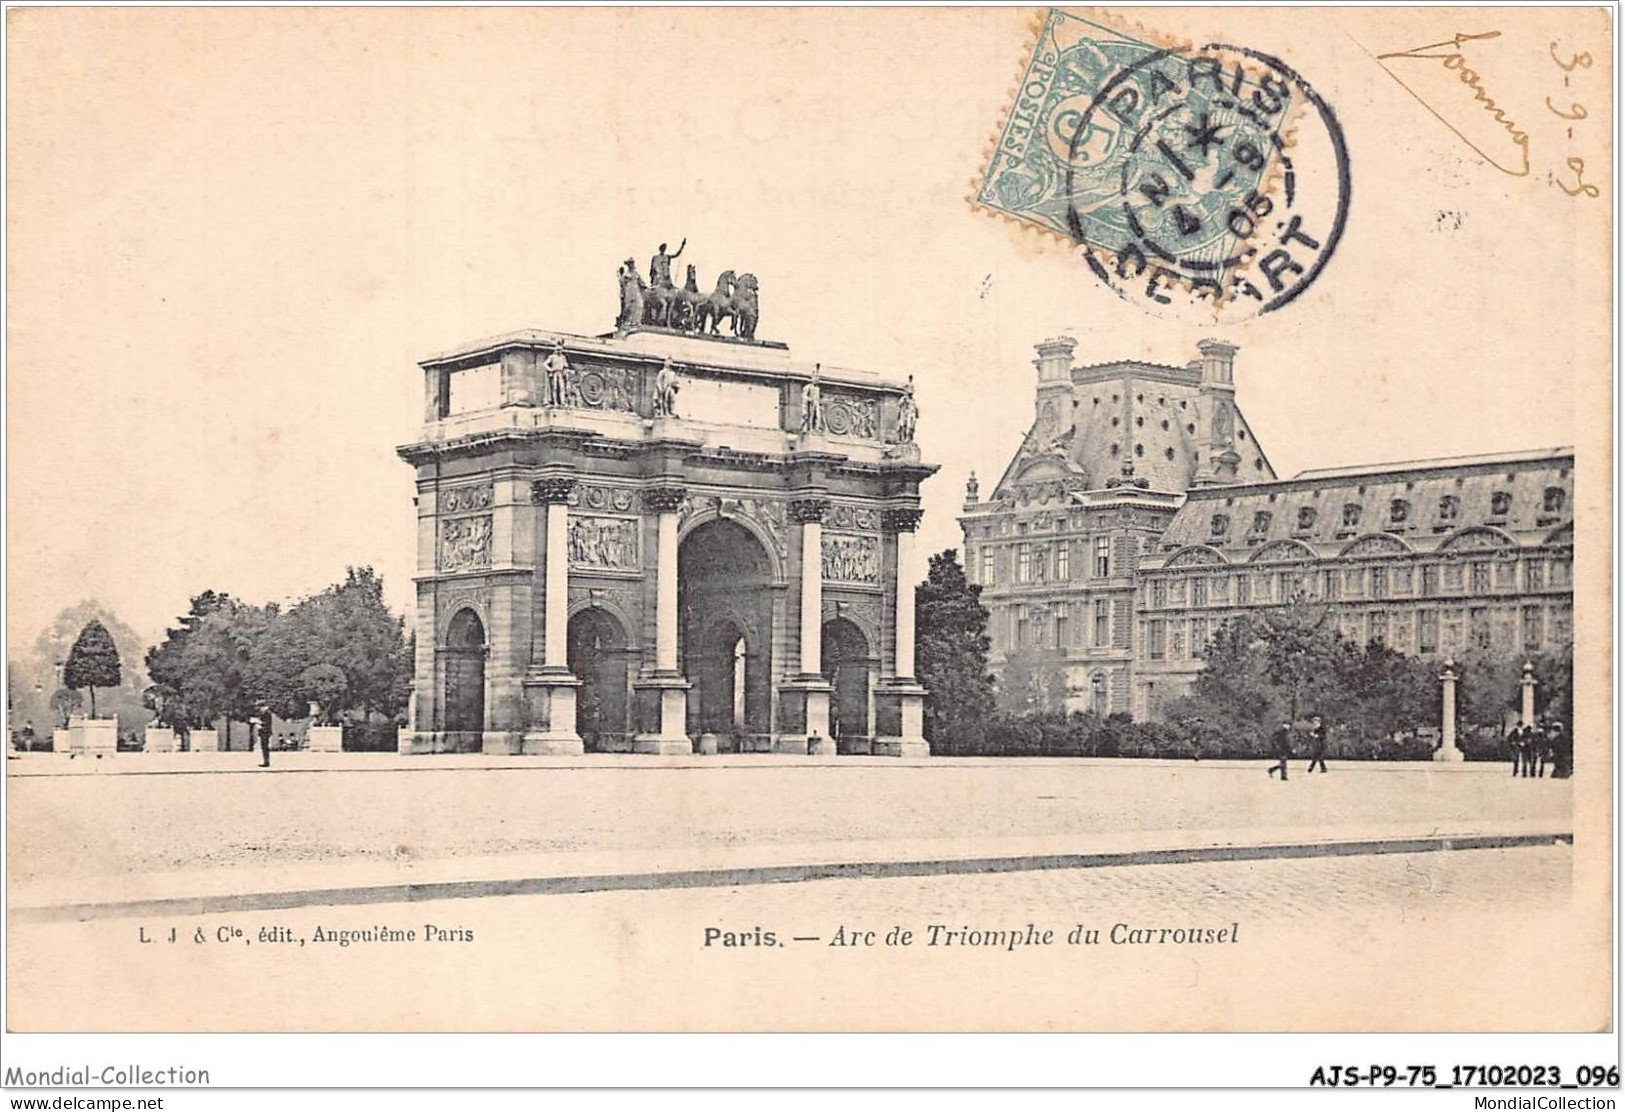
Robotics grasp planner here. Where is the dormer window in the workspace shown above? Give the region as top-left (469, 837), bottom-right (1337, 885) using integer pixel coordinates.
top-left (1250, 511), bottom-right (1272, 534)
top-left (1210, 513), bottom-right (1230, 536)
top-left (1490, 491), bottom-right (1512, 517)
top-left (1390, 498), bottom-right (1410, 523)
top-left (1544, 487), bottom-right (1566, 514)
top-left (1342, 503), bottom-right (1362, 528)
top-left (1439, 494), bottom-right (1460, 521)
top-left (1297, 506), bottom-right (1317, 530)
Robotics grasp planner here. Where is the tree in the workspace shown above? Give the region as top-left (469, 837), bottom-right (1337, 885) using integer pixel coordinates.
top-left (21, 601), bottom-right (152, 735)
top-left (915, 549), bottom-right (995, 752)
top-left (48, 686), bottom-right (83, 728)
top-left (1258, 594), bottom-right (1351, 722)
top-left (63, 620), bottom-right (121, 717)
top-left (246, 567), bottom-right (411, 726)
top-left (145, 591), bottom-right (238, 728)
top-left (298, 664), bottom-right (349, 725)
top-left (144, 592), bottom-right (275, 739)
top-left (997, 649), bottom-right (1070, 714)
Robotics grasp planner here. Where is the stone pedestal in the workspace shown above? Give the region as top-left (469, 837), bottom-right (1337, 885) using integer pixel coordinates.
top-left (53, 728), bottom-right (75, 755)
top-left (144, 726), bottom-right (177, 753)
top-left (187, 728), bottom-right (219, 753)
top-left (81, 718), bottom-right (117, 756)
top-left (696, 732), bottom-right (719, 755)
top-left (633, 674), bottom-right (692, 754)
top-left (307, 725), bottom-right (345, 753)
top-left (873, 679), bottom-right (930, 758)
top-left (1436, 660), bottom-right (1464, 762)
top-left (777, 676), bottom-right (832, 754)
top-left (808, 733), bottom-right (837, 756)
top-left (520, 668), bottom-right (584, 755)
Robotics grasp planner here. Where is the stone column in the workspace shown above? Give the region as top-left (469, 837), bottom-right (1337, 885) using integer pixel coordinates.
top-left (519, 475), bottom-right (584, 755)
top-left (1436, 658), bottom-right (1464, 762)
top-left (778, 497), bottom-right (834, 754)
top-left (875, 507), bottom-right (929, 758)
top-left (1520, 661), bottom-right (1538, 728)
top-left (796, 499), bottom-right (827, 676)
top-left (634, 484), bottom-right (692, 753)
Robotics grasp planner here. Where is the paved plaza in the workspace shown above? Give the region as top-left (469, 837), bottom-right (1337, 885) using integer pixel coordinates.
top-left (9, 754), bottom-right (1571, 891)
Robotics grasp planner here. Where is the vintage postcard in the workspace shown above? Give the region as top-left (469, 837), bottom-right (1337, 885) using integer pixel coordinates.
top-left (2, 4), bottom-right (1613, 1071)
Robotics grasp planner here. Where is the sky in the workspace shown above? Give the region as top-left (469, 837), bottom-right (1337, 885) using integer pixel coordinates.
top-left (6, 7), bottom-right (1605, 654)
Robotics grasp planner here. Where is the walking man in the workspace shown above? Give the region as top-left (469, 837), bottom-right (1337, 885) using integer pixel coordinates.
top-left (1267, 720), bottom-right (1293, 780)
top-left (1530, 720), bottom-right (1549, 778)
top-left (1305, 713), bottom-right (1329, 774)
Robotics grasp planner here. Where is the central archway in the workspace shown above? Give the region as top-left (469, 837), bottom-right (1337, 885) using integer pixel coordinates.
top-left (679, 518), bottom-right (774, 747)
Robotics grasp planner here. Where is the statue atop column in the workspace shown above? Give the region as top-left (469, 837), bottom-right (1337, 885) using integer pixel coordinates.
top-left (542, 341), bottom-right (572, 407)
top-left (896, 375), bottom-right (919, 443)
top-left (653, 357), bottom-right (680, 418)
top-left (801, 364), bottom-right (824, 433)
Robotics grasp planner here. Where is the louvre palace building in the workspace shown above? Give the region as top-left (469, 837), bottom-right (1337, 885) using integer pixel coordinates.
top-left (959, 337), bottom-right (1574, 721)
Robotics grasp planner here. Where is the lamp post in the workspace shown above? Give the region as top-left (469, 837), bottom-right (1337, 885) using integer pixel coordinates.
top-left (1520, 661), bottom-right (1538, 728)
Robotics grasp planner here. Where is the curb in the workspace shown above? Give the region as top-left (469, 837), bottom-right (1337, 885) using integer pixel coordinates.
top-left (12, 831), bottom-right (1573, 925)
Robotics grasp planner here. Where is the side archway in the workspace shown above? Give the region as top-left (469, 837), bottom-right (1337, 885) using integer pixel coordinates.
top-left (822, 617), bottom-right (873, 745)
top-left (442, 608), bottom-right (486, 735)
top-left (568, 607), bottom-right (632, 751)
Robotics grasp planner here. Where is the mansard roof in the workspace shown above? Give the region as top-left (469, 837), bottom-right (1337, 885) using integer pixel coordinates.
top-left (1156, 447), bottom-right (1575, 556)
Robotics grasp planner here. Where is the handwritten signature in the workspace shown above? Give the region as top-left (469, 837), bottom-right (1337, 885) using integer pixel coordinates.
top-left (1374, 31), bottom-right (1530, 177)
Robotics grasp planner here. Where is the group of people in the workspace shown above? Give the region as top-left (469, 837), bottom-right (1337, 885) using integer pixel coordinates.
top-left (1508, 719), bottom-right (1570, 778)
top-left (1267, 714), bottom-right (1329, 781)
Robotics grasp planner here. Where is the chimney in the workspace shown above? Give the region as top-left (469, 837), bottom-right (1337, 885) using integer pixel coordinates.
top-left (1033, 336), bottom-right (1076, 383)
top-left (1193, 339), bottom-right (1240, 488)
top-left (1031, 336), bottom-right (1075, 437)
top-left (1197, 338), bottom-right (1237, 387)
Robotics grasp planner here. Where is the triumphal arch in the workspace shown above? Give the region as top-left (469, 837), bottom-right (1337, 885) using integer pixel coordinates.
top-left (397, 249), bottom-right (935, 756)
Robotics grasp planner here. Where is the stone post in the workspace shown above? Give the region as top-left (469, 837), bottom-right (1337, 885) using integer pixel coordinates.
top-left (633, 484), bottom-right (691, 753)
top-left (520, 475), bottom-right (584, 755)
top-left (1437, 658), bottom-right (1464, 762)
top-left (1520, 661), bottom-right (1538, 728)
top-left (874, 506), bottom-right (930, 758)
top-left (777, 497), bottom-right (834, 754)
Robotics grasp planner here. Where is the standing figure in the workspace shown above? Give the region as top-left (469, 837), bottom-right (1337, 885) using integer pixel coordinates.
top-left (1305, 713), bottom-right (1328, 773)
top-left (653, 357), bottom-right (680, 418)
top-left (649, 238), bottom-right (686, 288)
top-left (616, 259), bottom-right (647, 334)
top-left (1509, 723), bottom-right (1527, 776)
top-left (543, 341), bottom-right (571, 408)
top-left (1549, 721), bottom-right (1570, 778)
top-left (1529, 720), bottom-right (1549, 778)
top-left (897, 375), bottom-right (919, 443)
top-left (801, 364), bottom-right (824, 434)
top-left (257, 711), bottom-right (273, 768)
top-left (1267, 720), bottom-right (1293, 780)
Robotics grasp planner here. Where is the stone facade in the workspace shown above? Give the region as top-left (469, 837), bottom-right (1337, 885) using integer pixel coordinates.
top-left (399, 325), bottom-right (936, 755)
top-left (962, 338), bottom-right (1574, 720)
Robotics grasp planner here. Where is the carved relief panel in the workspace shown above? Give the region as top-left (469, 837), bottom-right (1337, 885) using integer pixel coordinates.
top-left (439, 515), bottom-right (493, 572)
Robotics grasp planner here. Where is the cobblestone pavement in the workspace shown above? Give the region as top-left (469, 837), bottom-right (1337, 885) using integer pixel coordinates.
top-left (9, 760), bottom-right (1571, 883)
